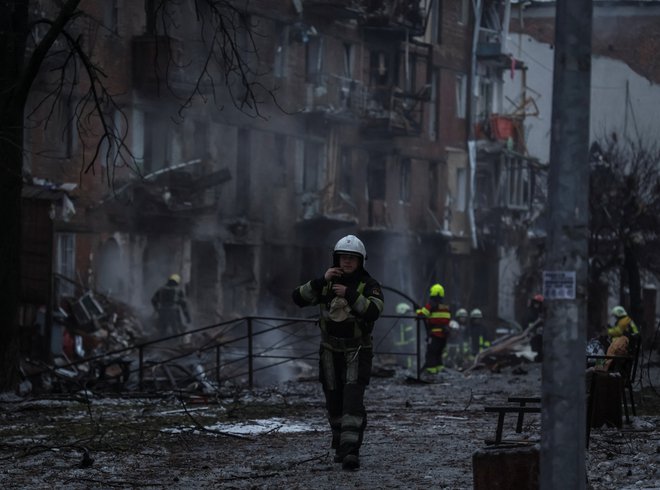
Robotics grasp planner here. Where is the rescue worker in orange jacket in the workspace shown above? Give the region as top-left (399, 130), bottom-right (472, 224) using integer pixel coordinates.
top-left (416, 283), bottom-right (451, 374)
top-left (292, 235), bottom-right (384, 471)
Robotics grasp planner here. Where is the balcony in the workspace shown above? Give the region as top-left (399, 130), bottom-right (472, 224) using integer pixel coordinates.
top-left (296, 190), bottom-right (358, 230)
top-left (361, 86), bottom-right (427, 137)
top-left (304, 74), bottom-right (367, 121)
top-left (360, 0), bottom-right (425, 38)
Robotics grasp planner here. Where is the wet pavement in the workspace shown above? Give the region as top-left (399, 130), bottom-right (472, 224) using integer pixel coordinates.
top-left (1, 362), bottom-right (659, 489)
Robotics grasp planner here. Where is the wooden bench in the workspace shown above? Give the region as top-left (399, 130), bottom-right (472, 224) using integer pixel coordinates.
top-left (484, 397), bottom-right (541, 445)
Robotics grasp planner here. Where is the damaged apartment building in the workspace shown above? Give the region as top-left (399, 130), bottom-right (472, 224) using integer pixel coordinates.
top-left (20, 0), bottom-right (544, 355)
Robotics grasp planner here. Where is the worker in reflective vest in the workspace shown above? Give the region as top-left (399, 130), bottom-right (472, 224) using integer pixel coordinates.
top-left (292, 235), bottom-right (384, 471)
top-left (416, 283), bottom-right (451, 375)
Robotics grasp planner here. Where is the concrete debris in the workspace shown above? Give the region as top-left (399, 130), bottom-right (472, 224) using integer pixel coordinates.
top-left (467, 322), bottom-right (541, 373)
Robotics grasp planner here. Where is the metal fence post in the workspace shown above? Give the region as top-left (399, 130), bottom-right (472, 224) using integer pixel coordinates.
top-left (215, 345), bottom-right (221, 382)
top-left (138, 345), bottom-right (144, 391)
top-left (416, 317), bottom-right (422, 380)
top-left (247, 317), bottom-right (253, 388)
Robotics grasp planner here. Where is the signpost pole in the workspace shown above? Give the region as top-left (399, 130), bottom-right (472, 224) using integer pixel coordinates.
top-left (541, 1), bottom-right (592, 489)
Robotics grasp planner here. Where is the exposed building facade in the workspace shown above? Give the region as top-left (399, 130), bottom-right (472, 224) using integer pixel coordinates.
top-left (21, 0), bottom-right (544, 348)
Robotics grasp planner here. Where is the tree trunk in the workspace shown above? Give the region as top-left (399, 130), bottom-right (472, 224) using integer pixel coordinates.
top-left (0, 1), bottom-right (29, 392)
top-left (0, 123), bottom-right (24, 392)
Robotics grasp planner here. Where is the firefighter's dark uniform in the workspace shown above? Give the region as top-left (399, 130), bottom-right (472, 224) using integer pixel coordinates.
top-left (292, 266), bottom-right (384, 464)
top-left (151, 279), bottom-right (190, 336)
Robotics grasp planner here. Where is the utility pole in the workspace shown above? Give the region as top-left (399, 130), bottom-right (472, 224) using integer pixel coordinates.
top-left (541, 1), bottom-right (592, 489)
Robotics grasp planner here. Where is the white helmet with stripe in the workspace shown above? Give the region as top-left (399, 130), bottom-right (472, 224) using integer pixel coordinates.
top-left (333, 235), bottom-right (367, 262)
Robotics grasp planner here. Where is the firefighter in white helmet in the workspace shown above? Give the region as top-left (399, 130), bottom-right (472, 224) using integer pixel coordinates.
top-left (608, 306), bottom-right (639, 339)
top-left (445, 308), bottom-right (469, 370)
top-left (292, 235), bottom-right (384, 471)
top-left (468, 308), bottom-right (490, 356)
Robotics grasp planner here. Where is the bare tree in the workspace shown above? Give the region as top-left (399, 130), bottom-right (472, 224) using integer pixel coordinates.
top-left (0, 0), bottom-right (274, 391)
top-left (588, 135), bottom-right (660, 334)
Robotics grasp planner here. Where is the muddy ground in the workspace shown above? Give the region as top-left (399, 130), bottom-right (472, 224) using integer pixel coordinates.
top-left (1, 360), bottom-right (659, 489)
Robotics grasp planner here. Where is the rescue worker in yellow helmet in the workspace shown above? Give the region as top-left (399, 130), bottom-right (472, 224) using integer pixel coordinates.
top-left (292, 234), bottom-right (384, 471)
top-left (151, 273), bottom-right (191, 337)
top-left (416, 283), bottom-right (451, 375)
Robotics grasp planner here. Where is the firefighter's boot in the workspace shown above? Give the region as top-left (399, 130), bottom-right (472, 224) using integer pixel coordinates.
top-left (342, 454), bottom-right (360, 471)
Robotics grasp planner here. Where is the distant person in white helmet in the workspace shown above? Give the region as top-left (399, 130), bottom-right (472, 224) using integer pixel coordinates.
top-left (468, 308), bottom-right (490, 356)
top-left (394, 303), bottom-right (416, 369)
top-left (601, 306), bottom-right (640, 367)
top-left (526, 294), bottom-right (545, 362)
top-left (151, 273), bottom-right (191, 338)
top-left (292, 235), bottom-right (384, 471)
top-left (445, 308), bottom-right (469, 370)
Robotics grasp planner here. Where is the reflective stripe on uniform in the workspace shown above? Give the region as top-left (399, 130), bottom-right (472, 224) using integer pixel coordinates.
top-left (299, 281), bottom-right (318, 303)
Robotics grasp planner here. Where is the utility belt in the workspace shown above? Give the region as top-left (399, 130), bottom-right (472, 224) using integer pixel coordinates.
top-left (322, 333), bottom-right (372, 352)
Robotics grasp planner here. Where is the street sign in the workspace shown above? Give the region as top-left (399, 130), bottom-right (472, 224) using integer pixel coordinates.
top-left (542, 270), bottom-right (576, 300)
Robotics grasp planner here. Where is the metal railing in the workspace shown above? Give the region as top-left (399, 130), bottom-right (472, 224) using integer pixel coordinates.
top-left (28, 314), bottom-right (426, 393)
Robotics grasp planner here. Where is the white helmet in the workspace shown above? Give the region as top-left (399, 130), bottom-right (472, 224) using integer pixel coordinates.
top-left (455, 308), bottom-right (468, 319)
top-left (333, 235), bottom-right (367, 261)
top-left (470, 308), bottom-right (483, 319)
top-left (611, 306), bottom-right (627, 318)
top-left (396, 303), bottom-right (412, 314)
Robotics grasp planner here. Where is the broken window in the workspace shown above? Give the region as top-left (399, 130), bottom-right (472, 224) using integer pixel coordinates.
top-left (499, 153), bottom-right (531, 210)
top-left (305, 36), bottom-right (324, 83)
top-left (274, 23), bottom-right (288, 79)
top-left (340, 146), bottom-right (352, 197)
top-left (303, 140), bottom-right (324, 192)
top-left (131, 108), bottom-right (144, 168)
top-left (455, 74), bottom-right (467, 119)
top-left (274, 134), bottom-right (287, 188)
top-left (55, 233), bottom-right (75, 298)
top-left (143, 112), bottom-right (170, 174)
top-left (431, 0), bottom-right (443, 44)
top-left (45, 98), bottom-right (75, 159)
top-left (458, 0), bottom-right (469, 25)
top-left (456, 167), bottom-right (467, 212)
top-left (477, 75), bottom-right (494, 120)
top-left (343, 43), bottom-right (354, 79)
top-left (399, 158), bottom-right (411, 203)
top-left (370, 50), bottom-right (394, 86)
top-left (71, 292), bottom-right (104, 327)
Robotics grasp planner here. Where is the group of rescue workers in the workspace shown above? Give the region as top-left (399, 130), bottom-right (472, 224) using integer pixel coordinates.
top-left (395, 284), bottom-right (492, 375)
top-left (149, 232), bottom-right (640, 473)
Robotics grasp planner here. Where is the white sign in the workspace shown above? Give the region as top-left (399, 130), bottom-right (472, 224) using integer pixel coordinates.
top-left (542, 271), bottom-right (576, 300)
